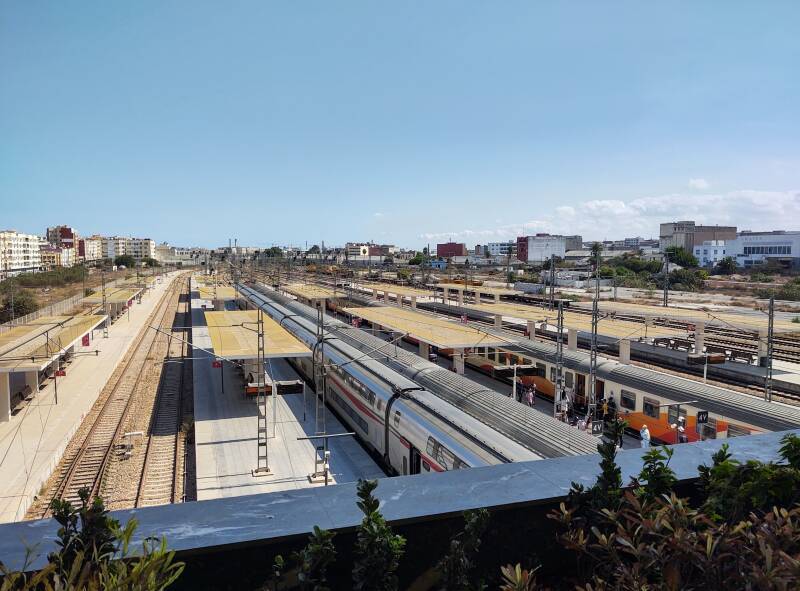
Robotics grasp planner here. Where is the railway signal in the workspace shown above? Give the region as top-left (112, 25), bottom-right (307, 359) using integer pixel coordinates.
top-left (697, 410), bottom-right (709, 424)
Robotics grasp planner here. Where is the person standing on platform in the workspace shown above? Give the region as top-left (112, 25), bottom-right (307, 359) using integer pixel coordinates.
top-left (526, 387), bottom-right (534, 407)
top-left (640, 424), bottom-right (651, 448)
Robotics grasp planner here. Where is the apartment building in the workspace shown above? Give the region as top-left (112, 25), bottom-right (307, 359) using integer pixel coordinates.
top-left (126, 237), bottom-right (156, 261)
top-left (46, 225), bottom-right (79, 250)
top-left (0, 230), bottom-right (42, 279)
top-left (78, 236), bottom-right (102, 263)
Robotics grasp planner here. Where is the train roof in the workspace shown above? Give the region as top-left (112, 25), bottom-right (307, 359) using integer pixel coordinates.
top-left (239, 283), bottom-right (599, 459)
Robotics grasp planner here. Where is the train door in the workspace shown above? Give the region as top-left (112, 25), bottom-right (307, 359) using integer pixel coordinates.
top-left (596, 380), bottom-right (605, 400)
top-left (402, 456), bottom-right (408, 475)
top-left (409, 447), bottom-right (422, 475)
top-left (576, 374), bottom-right (586, 397)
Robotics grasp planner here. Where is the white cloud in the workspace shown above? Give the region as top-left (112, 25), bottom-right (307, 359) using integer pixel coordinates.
top-left (419, 189), bottom-right (800, 242)
top-left (688, 178), bottom-right (710, 190)
top-left (373, 212), bottom-right (384, 218)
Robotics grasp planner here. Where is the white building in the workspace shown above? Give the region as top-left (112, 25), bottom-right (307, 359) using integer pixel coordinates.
top-left (345, 243), bottom-right (370, 257)
top-left (521, 235), bottom-right (566, 263)
top-left (726, 231), bottom-right (800, 269)
top-left (78, 237), bottom-right (102, 263)
top-left (694, 240), bottom-right (728, 268)
top-left (486, 241), bottom-right (515, 257)
top-left (0, 231), bottom-right (42, 279)
top-left (101, 237), bottom-right (127, 259)
top-left (125, 238), bottom-right (156, 261)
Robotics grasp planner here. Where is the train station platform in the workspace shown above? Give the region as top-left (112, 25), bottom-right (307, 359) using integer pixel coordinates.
top-left (0, 273), bottom-right (179, 523)
top-left (190, 292), bottom-right (384, 501)
top-left (281, 283), bottom-right (339, 304)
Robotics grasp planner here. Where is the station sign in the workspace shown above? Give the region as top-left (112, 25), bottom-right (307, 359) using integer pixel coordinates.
top-left (697, 411), bottom-right (709, 424)
top-left (591, 420), bottom-right (604, 436)
top-left (55, 370), bottom-right (66, 377)
top-left (82, 334), bottom-right (90, 347)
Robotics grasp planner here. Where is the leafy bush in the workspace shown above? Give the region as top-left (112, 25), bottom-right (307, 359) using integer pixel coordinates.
top-left (3, 266), bottom-right (87, 289)
top-left (0, 289), bottom-right (38, 322)
top-left (114, 255), bottom-right (136, 268)
top-left (0, 488), bottom-right (183, 590)
top-left (352, 479), bottom-right (406, 591)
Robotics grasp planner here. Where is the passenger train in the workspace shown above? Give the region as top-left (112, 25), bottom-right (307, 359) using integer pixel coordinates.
top-left (433, 343), bottom-right (800, 445)
top-left (237, 285), bottom-right (539, 477)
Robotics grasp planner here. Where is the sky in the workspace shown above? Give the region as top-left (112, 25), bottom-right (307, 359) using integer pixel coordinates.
top-left (1, 2), bottom-right (799, 250)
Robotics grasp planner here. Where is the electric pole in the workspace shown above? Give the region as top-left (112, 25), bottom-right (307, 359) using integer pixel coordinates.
top-left (589, 297), bottom-right (598, 422)
top-left (555, 299), bottom-right (565, 419)
top-left (765, 294), bottom-right (774, 402)
top-left (662, 251), bottom-right (669, 307)
top-left (548, 254), bottom-right (556, 310)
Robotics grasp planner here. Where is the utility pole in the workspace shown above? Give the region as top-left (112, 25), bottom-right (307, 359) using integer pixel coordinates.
top-left (765, 294), bottom-right (774, 402)
top-left (548, 254), bottom-right (556, 310)
top-left (662, 251), bottom-right (669, 307)
top-left (588, 297), bottom-right (598, 422)
top-left (555, 299), bottom-right (565, 420)
top-left (253, 308), bottom-right (271, 475)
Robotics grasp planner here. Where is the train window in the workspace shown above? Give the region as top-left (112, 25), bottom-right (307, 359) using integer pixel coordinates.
top-left (643, 397), bottom-right (660, 418)
top-left (377, 399), bottom-right (383, 413)
top-left (368, 391), bottom-right (376, 406)
top-left (620, 390), bottom-right (636, 410)
top-left (701, 418), bottom-right (717, 440)
top-left (550, 367), bottom-right (556, 382)
top-left (394, 411), bottom-right (401, 427)
top-left (565, 372), bottom-right (574, 388)
top-left (422, 461), bottom-right (431, 472)
top-left (536, 362), bottom-right (545, 377)
top-left (451, 457), bottom-right (466, 470)
top-left (426, 436), bottom-right (437, 457)
top-left (727, 424), bottom-right (751, 438)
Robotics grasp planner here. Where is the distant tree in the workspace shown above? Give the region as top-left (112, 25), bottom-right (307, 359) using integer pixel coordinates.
top-left (141, 256), bottom-right (160, 268)
top-left (715, 256), bottom-right (737, 275)
top-left (665, 246), bottom-right (699, 268)
top-left (590, 242), bottom-right (603, 269)
top-left (114, 254), bottom-right (136, 268)
top-left (265, 246), bottom-right (283, 258)
top-left (0, 289), bottom-right (38, 322)
top-left (408, 254), bottom-right (423, 266)
top-left (308, 245), bottom-right (321, 254)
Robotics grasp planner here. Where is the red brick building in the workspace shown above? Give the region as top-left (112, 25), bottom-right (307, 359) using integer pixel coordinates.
top-left (437, 242), bottom-right (467, 258)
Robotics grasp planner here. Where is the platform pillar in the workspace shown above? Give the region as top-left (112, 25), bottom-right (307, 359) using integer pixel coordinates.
top-left (494, 314), bottom-right (502, 328)
top-left (372, 288), bottom-right (378, 300)
top-left (395, 293), bottom-right (403, 308)
top-left (695, 321), bottom-right (705, 354)
top-left (494, 293), bottom-right (500, 303)
top-left (411, 296), bottom-right (417, 309)
top-left (24, 371), bottom-right (39, 394)
top-left (453, 350), bottom-right (465, 374)
top-left (619, 339), bottom-right (631, 364)
top-left (457, 290), bottom-right (464, 306)
top-left (0, 373), bottom-right (10, 423)
top-left (419, 342), bottom-right (429, 359)
top-left (568, 328), bottom-right (578, 351)
top-left (526, 320), bottom-right (535, 339)
top-left (494, 348), bottom-right (500, 362)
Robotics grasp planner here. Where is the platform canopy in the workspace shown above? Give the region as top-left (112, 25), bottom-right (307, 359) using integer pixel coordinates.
top-left (204, 310), bottom-right (312, 359)
top-left (283, 283), bottom-right (339, 300)
top-left (435, 282), bottom-right (519, 296)
top-left (582, 301), bottom-right (800, 335)
top-left (356, 282), bottom-right (433, 298)
top-left (464, 302), bottom-right (682, 340)
top-left (196, 286), bottom-right (239, 301)
top-left (343, 306), bottom-right (507, 350)
top-left (0, 314), bottom-right (107, 372)
top-left (82, 287), bottom-right (142, 305)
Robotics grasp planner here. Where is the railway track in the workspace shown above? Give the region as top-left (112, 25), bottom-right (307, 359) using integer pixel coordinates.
top-left (28, 276), bottom-right (182, 518)
top-left (135, 278), bottom-right (190, 507)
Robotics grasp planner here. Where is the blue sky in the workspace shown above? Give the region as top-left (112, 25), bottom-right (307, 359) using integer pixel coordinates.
top-left (2, 2), bottom-right (799, 249)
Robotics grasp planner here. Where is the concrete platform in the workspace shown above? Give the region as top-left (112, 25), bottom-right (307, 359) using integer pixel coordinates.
top-left (191, 295), bottom-right (384, 501)
top-left (0, 272), bottom-right (180, 523)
